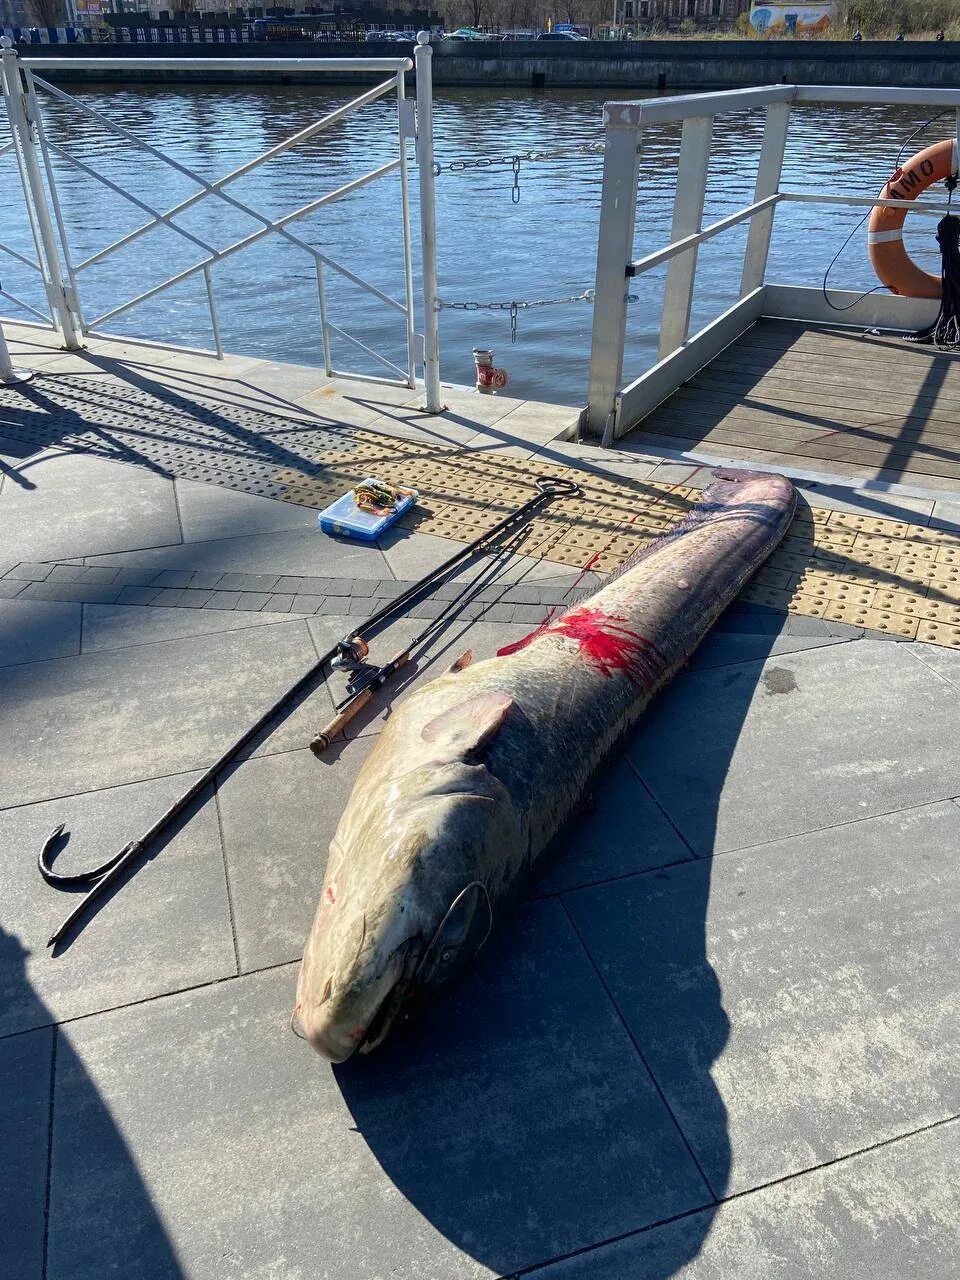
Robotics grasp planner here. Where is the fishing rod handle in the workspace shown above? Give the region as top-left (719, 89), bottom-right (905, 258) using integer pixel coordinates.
top-left (310, 646), bottom-right (413, 755)
top-left (310, 687), bottom-right (375, 756)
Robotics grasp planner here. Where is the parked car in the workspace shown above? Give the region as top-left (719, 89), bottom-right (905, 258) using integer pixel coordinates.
top-left (536, 30), bottom-right (588, 39)
top-left (443, 27), bottom-right (498, 41)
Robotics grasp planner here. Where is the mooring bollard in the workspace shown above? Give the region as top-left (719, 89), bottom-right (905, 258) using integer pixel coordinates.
top-left (473, 347), bottom-right (508, 395)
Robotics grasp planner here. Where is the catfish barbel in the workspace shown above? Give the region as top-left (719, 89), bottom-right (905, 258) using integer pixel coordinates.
top-left (294, 468), bottom-right (796, 1061)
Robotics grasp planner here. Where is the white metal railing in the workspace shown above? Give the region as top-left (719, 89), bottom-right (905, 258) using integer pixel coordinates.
top-left (0, 37), bottom-right (442, 410)
top-left (585, 84), bottom-right (960, 442)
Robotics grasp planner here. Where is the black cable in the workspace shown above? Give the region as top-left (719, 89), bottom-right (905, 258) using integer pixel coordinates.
top-left (821, 210), bottom-right (886, 312)
top-left (895, 110), bottom-right (953, 171)
top-left (822, 110), bottom-right (955, 314)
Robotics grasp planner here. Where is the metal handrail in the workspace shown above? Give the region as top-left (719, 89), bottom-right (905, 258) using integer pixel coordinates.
top-left (88, 160), bottom-right (404, 329)
top-left (33, 74), bottom-right (402, 273)
top-left (626, 194), bottom-right (782, 278)
top-left (1, 41), bottom-right (443, 408)
top-left (22, 56), bottom-right (414, 72)
top-left (585, 82), bottom-right (960, 440)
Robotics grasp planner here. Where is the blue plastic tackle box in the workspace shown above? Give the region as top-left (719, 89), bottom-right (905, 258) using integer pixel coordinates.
top-left (317, 477), bottom-right (419, 542)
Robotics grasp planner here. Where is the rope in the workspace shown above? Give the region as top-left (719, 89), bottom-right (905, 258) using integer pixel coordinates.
top-left (908, 198), bottom-right (960, 350)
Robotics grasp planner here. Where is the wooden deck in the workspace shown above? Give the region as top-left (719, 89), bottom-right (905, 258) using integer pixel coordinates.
top-left (637, 319), bottom-right (960, 490)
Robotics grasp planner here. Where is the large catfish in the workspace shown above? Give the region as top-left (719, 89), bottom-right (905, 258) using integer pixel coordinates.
top-left (294, 468), bottom-right (795, 1060)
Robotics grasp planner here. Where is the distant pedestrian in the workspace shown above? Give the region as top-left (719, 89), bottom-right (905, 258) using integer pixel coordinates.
top-left (852, 28), bottom-right (862, 41)
top-left (895, 30), bottom-right (905, 41)
top-left (936, 29), bottom-right (945, 41)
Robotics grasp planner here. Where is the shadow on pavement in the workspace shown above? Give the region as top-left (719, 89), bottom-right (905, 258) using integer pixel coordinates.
top-left (334, 586), bottom-right (806, 1277)
top-left (0, 925), bottom-right (181, 1279)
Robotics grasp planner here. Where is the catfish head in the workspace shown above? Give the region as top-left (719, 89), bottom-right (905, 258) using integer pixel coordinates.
top-left (293, 685), bottom-right (524, 1062)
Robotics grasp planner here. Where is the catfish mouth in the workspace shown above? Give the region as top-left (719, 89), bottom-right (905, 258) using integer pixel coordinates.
top-left (357, 942), bottom-right (424, 1055)
top-left (295, 936), bottom-right (423, 1063)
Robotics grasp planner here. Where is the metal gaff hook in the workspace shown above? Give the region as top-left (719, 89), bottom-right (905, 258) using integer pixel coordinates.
top-left (38, 474), bottom-right (579, 950)
top-left (38, 824), bottom-right (133, 888)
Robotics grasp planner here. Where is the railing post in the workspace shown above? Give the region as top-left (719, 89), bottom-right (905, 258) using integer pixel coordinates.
top-left (414, 32), bottom-right (443, 413)
top-left (0, 40), bottom-right (82, 349)
top-left (740, 100), bottom-right (791, 297)
top-left (0, 318), bottom-right (33, 384)
top-left (584, 105), bottom-right (642, 439)
top-left (396, 67), bottom-right (418, 390)
top-left (21, 61), bottom-right (86, 334)
top-left (658, 114), bottom-right (713, 359)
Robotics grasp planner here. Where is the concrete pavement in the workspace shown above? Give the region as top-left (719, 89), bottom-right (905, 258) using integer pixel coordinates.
top-left (3, 328), bottom-right (960, 1279)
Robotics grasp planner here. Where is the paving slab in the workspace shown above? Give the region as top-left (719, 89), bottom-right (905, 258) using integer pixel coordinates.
top-left (930, 498), bottom-right (960, 532)
top-left (545, 440), bottom-right (664, 481)
top-left (0, 771), bottom-right (235, 1036)
top-left (0, 597), bottom-right (81, 666)
top-left (686, 628), bottom-right (850, 671)
top-left (378, 526), bottom-right (470, 581)
top-left (460, 431), bottom-right (546, 462)
top-left (0, 1020), bottom-right (52, 1280)
top-left (291, 384), bottom-right (391, 426)
top-left (49, 905), bottom-right (709, 1280)
top-left (174, 476), bottom-right (323, 542)
top-left (85, 524), bottom-right (389, 579)
top-left (566, 799), bottom-right (960, 1196)
top-left (533, 1119), bottom-right (960, 1280)
top-left (232, 357), bottom-right (335, 401)
top-left (628, 639), bottom-right (960, 856)
top-left (0, 451), bottom-right (182, 563)
top-left (0, 620), bottom-right (317, 808)
top-left (361, 409), bottom-right (486, 448)
top-left (908, 641), bottom-right (960, 688)
top-left (792, 482), bottom-right (935, 523)
top-left (531, 756), bottom-right (693, 897)
top-left (81, 602), bottom-right (300, 652)
top-left (216, 740), bottom-right (373, 972)
top-left (0, 430), bottom-right (49, 462)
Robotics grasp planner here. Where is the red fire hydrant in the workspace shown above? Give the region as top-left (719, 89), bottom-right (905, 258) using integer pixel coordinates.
top-left (473, 348), bottom-right (509, 395)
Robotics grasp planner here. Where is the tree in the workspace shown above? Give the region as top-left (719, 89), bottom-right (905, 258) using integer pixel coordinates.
top-left (28, 0), bottom-right (66, 22)
top-left (28, 0), bottom-right (66, 23)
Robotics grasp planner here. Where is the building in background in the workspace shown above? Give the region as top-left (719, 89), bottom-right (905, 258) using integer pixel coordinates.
top-left (612, 0), bottom-right (750, 24)
top-left (1, 0), bottom-right (34, 23)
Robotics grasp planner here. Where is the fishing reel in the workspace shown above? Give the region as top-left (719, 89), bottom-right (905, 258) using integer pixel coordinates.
top-left (330, 636), bottom-right (370, 674)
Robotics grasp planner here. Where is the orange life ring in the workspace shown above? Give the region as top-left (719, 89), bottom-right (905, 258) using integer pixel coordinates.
top-left (867, 138), bottom-right (959, 298)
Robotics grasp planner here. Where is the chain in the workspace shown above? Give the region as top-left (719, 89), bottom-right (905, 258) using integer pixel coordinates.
top-left (437, 288), bottom-right (641, 343)
top-left (433, 142), bottom-right (605, 204)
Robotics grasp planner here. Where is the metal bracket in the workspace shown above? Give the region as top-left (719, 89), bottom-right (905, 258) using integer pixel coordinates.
top-left (398, 98), bottom-right (417, 142)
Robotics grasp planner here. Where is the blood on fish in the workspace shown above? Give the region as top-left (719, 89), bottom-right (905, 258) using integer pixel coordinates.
top-left (324, 886), bottom-right (336, 905)
top-left (498, 607), bottom-right (663, 686)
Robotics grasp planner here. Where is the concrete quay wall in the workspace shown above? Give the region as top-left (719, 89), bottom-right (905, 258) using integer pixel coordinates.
top-left (19, 39), bottom-right (960, 90)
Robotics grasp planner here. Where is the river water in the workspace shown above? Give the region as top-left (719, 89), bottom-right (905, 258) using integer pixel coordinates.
top-left (0, 84), bottom-right (953, 403)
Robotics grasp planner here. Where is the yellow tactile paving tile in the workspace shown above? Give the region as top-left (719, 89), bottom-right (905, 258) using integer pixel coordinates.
top-left (270, 427), bottom-right (960, 648)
